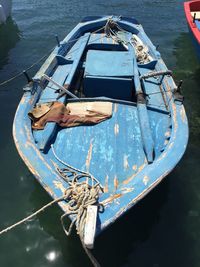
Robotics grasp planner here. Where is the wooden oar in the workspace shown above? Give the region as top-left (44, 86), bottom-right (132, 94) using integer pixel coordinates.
top-left (129, 42), bottom-right (154, 163)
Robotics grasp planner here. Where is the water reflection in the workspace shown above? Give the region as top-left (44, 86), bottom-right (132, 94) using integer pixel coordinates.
top-left (29, 175), bottom-right (169, 267)
top-left (173, 33), bottom-right (200, 146)
top-left (0, 17), bottom-right (20, 69)
top-left (29, 180), bottom-right (92, 267)
top-left (45, 250), bottom-right (59, 262)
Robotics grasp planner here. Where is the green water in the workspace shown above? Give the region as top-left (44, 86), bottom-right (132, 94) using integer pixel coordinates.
top-left (0, 0), bottom-right (200, 266)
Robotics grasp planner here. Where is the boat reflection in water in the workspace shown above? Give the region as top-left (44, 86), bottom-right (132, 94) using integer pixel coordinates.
top-left (0, 0), bottom-right (12, 24)
top-left (0, 17), bottom-right (20, 69)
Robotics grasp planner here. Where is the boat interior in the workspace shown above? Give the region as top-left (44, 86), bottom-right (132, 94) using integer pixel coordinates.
top-left (31, 19), bottom-right (172, 192)
top-left (190, 1), bottom-right (200, 29)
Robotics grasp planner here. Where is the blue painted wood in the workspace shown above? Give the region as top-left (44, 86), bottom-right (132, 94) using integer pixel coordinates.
top-left (34, 33), bottom-right (90, 151)
top-left (84, 50), bottom-right (134, 77)
top-left (129, 43), bottom-right (155, 163)
top-left (13, 16), bottom-right (189, 240)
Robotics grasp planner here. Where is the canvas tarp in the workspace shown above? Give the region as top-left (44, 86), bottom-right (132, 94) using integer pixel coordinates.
top-left (28, 101), bottom-right (113, 130)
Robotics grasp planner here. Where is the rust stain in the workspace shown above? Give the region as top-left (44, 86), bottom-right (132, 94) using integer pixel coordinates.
top-left (143, 175), bottom-right (149, 186)
top-left (121, 187), bottom-right (134, 193)
top-left (114, 175), bottom-right (118, 190)
top-left (13, 124), bottom-right (72, 215)
top-left (102, 170), bottom-right (171, 230)
top-left (101, 193), bottom-right (122, 206)
top-left (123, 155), bottom-right (129, 170)
top-left (104, 175), bottom-right (109, 193)
top-left (129, 170), bottom-right (170, 206)
top-left (164, 139), bottom-right (169, 146)
top-left (165, 131), bottom-right (170, 137)
top-left (21, 96), bottom-right (26, 105)
top-left (114, 123), bottom-right (119, 135)
top-left (123, 162), bottom-right (146, 185)
top-left (51, 160), bottom-right (59, 170)
top-left (180, 106), bottom-right (187, 123)
top-left (132, 165), bottom-right (137, 171)
top-left (53, 180), bottom-right (66, 194)
top-left (25, 140), bottom-right (53, 172)
top-left (86, 140), bottom-right (93, 171)
top-left (44, 184), bottom-right (54, 196)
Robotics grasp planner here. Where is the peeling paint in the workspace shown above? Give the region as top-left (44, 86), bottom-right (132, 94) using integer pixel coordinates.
top-left (120, 187), bottom-right (134, 193)
top-left (101, 193), bottom-right (122, 206)
top-left (114, 103), bottom-right (118, 113)
top-left (143, 175), bottom-right (149, 186)
top-left (53, 180), bottom-right (67, 194)
top-left (44, 184), bottom-right (54, 196)
top-left (86, 140), bottom-right (93, 171)
top-left (102, 170), bottom-right (171, 230)
top-left (132, 165), bottom-right (137, 171)
top-left (165, 131), bottom-right (170, 137)
top-left (180, 106), bottom-right (187, 123)
top-left (12, 21), bottom-right (189, 239)
top-left (114, 175), bottom-right (118, 190)
top-left (123, 162), bottom-right (146, 185)
top-left (114, 123), bottom-right (119, 135)
top-left (123, 155), bottom-right (129, 170)
top-left (164, 139), bottom-right (169, 146)
top-left (104, 175), bottom-right (109, 193)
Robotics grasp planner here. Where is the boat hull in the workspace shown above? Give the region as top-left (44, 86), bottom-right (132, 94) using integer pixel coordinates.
top-left (13, 16), bottom-right (189, 237)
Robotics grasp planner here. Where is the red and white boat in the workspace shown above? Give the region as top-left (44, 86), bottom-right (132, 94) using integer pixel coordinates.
top-left (184, 0), bottom-right (200, 60)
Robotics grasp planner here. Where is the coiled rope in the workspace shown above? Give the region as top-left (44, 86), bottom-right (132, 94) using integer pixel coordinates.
top-left (52, 144), bottom-right (103, 266)
top-left (0, 193), bottom-right (69, 235)
top-left (0, 144), bottom-right (103, 267)
top-left (57, 168), bottom-right (103, 267)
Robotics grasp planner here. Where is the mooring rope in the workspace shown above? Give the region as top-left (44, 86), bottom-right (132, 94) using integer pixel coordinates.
top-left (51, 143), bottom-right (103, 267)
top-left (0, 23), bottom-right (108, 88)
top-left (0, 192), bottom-right (70, 235)
top-left (0, 176), bottom-right (102, 266)
top-left (58, 172), bottom-right (103, 267)
top-left (0, 146), bottom-right (103, 267)
top-left (0, 47), bottom-right (56, 87)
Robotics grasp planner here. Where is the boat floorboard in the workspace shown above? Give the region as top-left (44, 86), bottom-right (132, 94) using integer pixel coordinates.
top-left (51, 102), bottom-right (147, 192)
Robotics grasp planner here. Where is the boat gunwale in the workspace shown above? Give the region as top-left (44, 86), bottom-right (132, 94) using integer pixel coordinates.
top-left (12, 15), bottom-right (189, 234)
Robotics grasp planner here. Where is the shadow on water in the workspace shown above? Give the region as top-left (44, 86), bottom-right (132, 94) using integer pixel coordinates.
top-left (173, 32), bottom-right (200, 146)
top-left (172, 32), bottom-right (200, 266)
top-left (95, 179), bottom-right (170, 267)
top-left (26, 31), bottom-right (200, 267)
top-left (0, 17), bottom-right (20, 69)
top-left (29, 180), bottom-right (93, 267)
top-left (30, 173), bottom-right (170, 267)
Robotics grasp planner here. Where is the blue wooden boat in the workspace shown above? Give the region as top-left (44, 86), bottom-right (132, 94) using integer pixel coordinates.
top-left (13, 16), bottom-right (188, 248)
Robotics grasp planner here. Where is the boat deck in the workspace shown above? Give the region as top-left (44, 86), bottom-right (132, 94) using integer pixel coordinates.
top-left (51, 102), bottom-right (146, 192)
top-left (45, 100), bottom-right (170, 192)
top-left (13, 16), bottom-right (189, 236)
